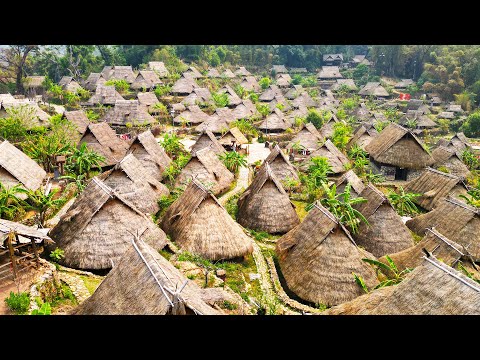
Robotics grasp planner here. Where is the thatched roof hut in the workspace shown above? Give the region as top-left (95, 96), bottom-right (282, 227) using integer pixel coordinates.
top-left (147, 61), bottom-right (169, 77)
top-left (48, 177), bottom-right (168, 270)
top-left (108, 66), bottom-right (136, 83)
top-left (160, 180), bottom-right (253, 260)
top-left (394, 79), bottom-right (414, 89)
top-left (286, 122), bottom-right (322, 152)
top-left (323, 54), bottom-right (344, 64)
top-left (358, 82), bottom-right (389, 97)
top-left (323, 255), bottom-right (480, 315)
top-left (182, 87), bottom-right (213, 107)
top-left (317, 66), bottom-right (343, 80)
top-left (318, 114), bottom-right (340, 139)
top-left (0, 140), bottom-right (46, 191)
top-left (346, 124), bottom-right (378, 151)
top-left (289, 67), bottom-right (308, 73)
top-left (190, 131), bottom-right (225, 155)
top-left (284, 85), bottom-right (303, 100)
top-left (171, 76), bottom-right (197, 95)
top-left (137, 92), bottom-right (160, 111)
top-left (0, 100), bottom-right (50, 128)
top-left (221, 69), bottom-right (236, 79)
top-left (272, 65), bottom-right (288, 74)
top-left (276, 201), bottom-right (378, 306)
top-left (406, 196), bottom-right (480, 260)
top-left (232, 99), bottom-right (258, 120)
top-left (240, 76), bottom-right (260, 92)
top-left (302, 139), bottom-right (350, 175)
top-left (174, 105), bottom-right (210, 125)
top-left (175, 147), bottom-right (234, 196)
top-left (432, 145), bottom-right (470, 180)
top-left (74, 237), bottom-right (220, 315)
top-left (237, 163), bottom-right (299, 234)
top-left (64, 110), bottom-right (90, 139)
top-left (184, 66), bottom-right (203, 79)
top-left (352, 184), bottom-right (415, 257)
top-left (276, 73), bottom-right (292, 87)
top-left (291, 92), bottom-right (316, 108)
top-left (128, 130), bottom-right (172, 181)
top-left (258, 110), bottom-right (289, 133)
top-left (103, 100), bottom-right (156, 126)
top-left (365, 123), bottom-right (434, 169)
top-left (379, 228), bottom-right (474, 273)
top-left (335, 170), bottom-right (365, 196)
top-left (206, 68), bottom-right (221, 78)
top-left (235, 66), bottom-right (251, 77)
top-left (79, 123), bottom-right (129, 167)
top-left (268, 94), bottom-right (291, 112)
top-left (437, 132), bottom-right (471, 152)
top-left (259, 85), bottom-right (282, 102)
top-left (219, 127), bottom-right (248, 147)
top-left (438, 111), bottom-right (455, 119)
top-left (195, 115), bottom-right (230, 134)
top-left (58, 76), bottom-right (83, 93)
top-left (398, 113), bottom-right (436, 129)
top-left (23, 76), bottom-right (45, 96)
top-left (447, 104), bottom-right (463, 113)
top-left (404, 167), bottom-right (467, 211)
top-left (264, 144), bottom-right (299, 182)
top-left (131, 71), bottom-right (162, 90)
top-left (171, 102), bottom-right (186, 112)
top-left (331, 79), bottom-right (358, 91)
top-left (83, 72), bottom-right (106, 91)
top-left (85, 85), bottom-right (124, 106)
top-left (98, 154), bottom-right (169, 214)
top-left (218, 85), bottom-right (242, 107)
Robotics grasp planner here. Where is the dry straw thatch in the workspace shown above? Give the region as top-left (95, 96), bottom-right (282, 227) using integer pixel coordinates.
top-left (0, 140), bottom-right (46, 191)
top-left (160, 180), bottom-right (253, 260)
top-left (335, 170), bottom-right (365, 197)
top-left (331, 79), bottom-right (358, 91)
top-left (137, 92), bottom-right (160, 112)
top-left (86, 85), bottom-right (124, 105)
top-left (437, 132), bottom-right (471, 153)
top-left (240, 76), bottom-right (260, 92)
top-left (103, 100), bottom-right (156, 126)
top-left (323, 255), bottom-right (480, 314)
top-left (83, 73), bottom-right (106, 91)
top-left (237, 163), bottom-right (299, 234)
top-left (235, 66), bottom-right (251, 76)
top-left (259, 85), bottom-right (282, 102)
top-left (23, 76), bottom-right (45, 89)
top-left (128, 130), bottom-right (172, 181)
top-left (173, 105), bottom-right (210, 125)
top-left (171, 76), bottom-right (197, 95)
top-left (317, 66), bottom-right (343, 79)
top-left (58, 76), bottom-right (83, 93)
top-left (219, 85), bottom-right (242, 106)
top-left (147, 61), bottom-right (169, 78)
top-left (219, 127), bottom-right (248, 146)
top-left (432, 145), bottom-right (470, 179)
top-left (79, 123), bottom-right (129, 167)
top-left (346, 124), bottom-right (378, 151)
top-left (206, 68), bottom-right (221, 78)
top-left (184, 66), bottom-right (203, 79)
top-left (276, 201), bottom-right (379, 306)
top-left (74, 237), bottom-right (219, 315)
top-left (190, 131), bottom-right (226, 155)
top-left (284, 84), bottom-right (303, 100)
top-left (292, 92), bottom-right (316, 108)
top-left (131, 71), bottom-right (162, 90)
top-left (258, 110), bottom-right (289, 132)
top-left (0, 100), bottom-right (50, 127)
top-left (195, 112), bottom-right (230, 134)
top-left (108, 66), bottom-right (136, 83)
top-left (358, 82), bottom-right (389, 97)
top-left (222, 69), bottom-right (236, 79)
top-left (286, 122), bottom-right (322, 151)
top-left (406, 196), bottom-right (480, 260)
top-left (352, 184), bottom-right (415, 257)
top-left (0, 218), bottom-right (53, 244)
top-left (318, 114), bottom-right (340, 139)
top-left (365, 123), bottom-right (434, 169)
top-left (404, 167), bottom-right (467, 211)
top-left (175, 147), bottom-right (234, 196)
top-left (98, 154), bottom-right (169, 214)
top-left (64, 110), bottom-right (90, 138)
top-left (301, 139), bottom-right (350, 175)
top-left (48, 177), bottom-right (168, 270)
top-left (263, 144), bottom-right (299, 182)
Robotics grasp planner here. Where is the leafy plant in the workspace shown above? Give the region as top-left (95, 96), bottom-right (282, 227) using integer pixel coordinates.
top-left (457, 262), bottom-right (480, 284)
top-left (30, 302), bottom-right (51, 315)
top-left (331, 122), bottom-right (352, 150)
top-left (231, 119), bottom-right (258, 138)
top-left (150, 102), bottom-right (168, 116)
top-left (65, 142), bottom-right (105, 177)
top-left (256, 103), bottom-right (270, 117)
top-left (305, 109), bottom-right (324, 129)
top-left (462, 149), bottom-right (479, 170)
top-left (104, 79), bottom-right (130, 93)
top-left (159, 133), bottom-right (185, 158)
top-left (49, 248), bottom-right (65, 263)
top-left (281, 176), bottom-right (300, 193)
top-left (5, 291), bottom-right (30, 314)
top-left (259, 77), bottom-right (271, 90)
top-left (0, 183), bottom-right (28, 220)
top-left (362, 256), bottom-right (413, 288)
top-left (353, 272), bottom-right (369, 293)
top-left (225, 192), bottom-right (241, 220)
top-left (219, 151), bottom-right (247, 173)
top-left (405, 118), bottom-right (418, 129)
top-left (387, 187), bottom-right (420, 216)
top-left (25, 187), bottom-right (65, 227)
top-left (212, 92), bottom-right (230, 108)
top-left (374, 120), bottom-right (390, 132)
top-left (154, 84), bottom-right (172, 97)
top-left (234, 84), bottom-right (246, 99)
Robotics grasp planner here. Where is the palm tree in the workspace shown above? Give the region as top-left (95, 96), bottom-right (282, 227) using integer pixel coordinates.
top-left (65, 142), bottom-right (105, 177)
top-left (387, 186), bottom-right (421, 216)
top-left (218, 151), bottom-right (247, 173)
top-left (25, 187), bottom-right (65, 228)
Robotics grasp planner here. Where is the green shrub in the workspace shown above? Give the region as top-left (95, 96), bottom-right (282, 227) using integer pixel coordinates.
top-left (5, 291), bottom-right (30, 314)
top-left (259, 77), bottom-right (271, 90)
top-left (49, 248), bottom-right (65, 263)
top-left (104, 79), bottom-right (130, 93)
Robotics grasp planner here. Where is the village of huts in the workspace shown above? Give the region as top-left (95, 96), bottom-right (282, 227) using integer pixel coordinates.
top-left (1, 44), bottom-right (480, 316)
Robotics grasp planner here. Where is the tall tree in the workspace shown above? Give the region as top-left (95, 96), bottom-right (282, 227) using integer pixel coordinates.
top-left (0, 45), bottom-right (38, 94)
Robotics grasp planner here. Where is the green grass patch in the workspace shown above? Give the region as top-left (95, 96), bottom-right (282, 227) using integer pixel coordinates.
top-left (159, 248), bottom-right (173, 261)
top-left (291, 200), bottom-right (309, 221)
top-left (79, 275), bottom-right (103, 295)
top-left (248, 229), bottom-right (280, 242)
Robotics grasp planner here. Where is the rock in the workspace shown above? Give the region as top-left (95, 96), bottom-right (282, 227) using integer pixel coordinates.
top-left (216, 269), bottom-right (226, 277)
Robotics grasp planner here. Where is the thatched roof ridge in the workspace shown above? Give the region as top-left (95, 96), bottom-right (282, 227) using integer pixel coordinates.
top-left (272, 65), bottom-right (288, 73)
top-left (258, 111), bottom-right (289, 131)
top-left (219, 127), bottom-right (248, 146)
top-left (404, 167), bottom-right (465, 211)
top-left (317, 66), bottom-right (343, 79)
top-left (147, 61), bottom-right (169, 77)
top-left (80, 123), bottom-right (129, 167)
top-left (346, 124), bottom-right (378, 150)
top-left (173, 105), bottom-right (210, 125)
top-left (23, 76), bottom-right (45, 88)
top-left (185, 66), bottom-right (203, 79)
top-left (137, 92), bottom-right (160, 107)
top-left (0, 140), bottom-right (46, 191)
top-left (190, 131), bottom-right (225, 155)
top-left (1, 101), bottom-right (50, 126)
top-left (109, 65), bottom-right (136, 83)
top-left (263, 144), bottom-right (299, 182)
top-left (235, 66), bottom-right (251, 76)
top-left (48, 177), bottom-right (168, 270)
top-left (160, 180), bottom-right (253, 260)
top-left (103, 100), bottom-right (156, 126)
top-left (364, 123), bottom-right (434, 169)
top-left (83, 72), bottom-right (106, 91)
top-left (74, 237), bottom-right (219, 315)
top-left (86, 84), bottom-right (124, 105)
top-left (206, 68), bottom-right (221, 78)
top-left (218, 85), bottom-right (242, 106)
top-left (358, 82), bottom-right (389, 97)
top-left (335, 170), bottom-right (365, 196)
top-left (286, 122), bottom-right (322, 151)
top-left (131, 70), bottom-right (162, 90)
top-left (331, 78), bottom-right (358, 91)
top-left (432, 145), bottom-right (470, 179)
top-left (276, 201), bottom-right (379, 306)
top-left (302, 139), bottom-right (350, 174)
top-left (222, 69), bottom-right (236, 78)
top-left (171, 76), bottom-right (197, 95)
top-left (237, 163), bottom-right (299, 234)
top-left (240, 76), bottom-right (260, 92)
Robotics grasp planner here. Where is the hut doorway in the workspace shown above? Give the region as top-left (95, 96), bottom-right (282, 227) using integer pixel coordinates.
top-left (395, 167), bottom-right (408, 181)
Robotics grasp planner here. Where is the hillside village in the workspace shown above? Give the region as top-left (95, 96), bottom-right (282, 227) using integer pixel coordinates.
top-left (1, 45), bottom-right (480, 315)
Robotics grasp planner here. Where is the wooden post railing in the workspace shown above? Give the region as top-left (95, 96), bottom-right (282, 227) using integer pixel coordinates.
top-left (7, 232), bottom-right (17, 280)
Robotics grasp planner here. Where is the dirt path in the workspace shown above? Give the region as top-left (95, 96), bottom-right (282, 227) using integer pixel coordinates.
top-left (219, 165), bottom-right (249, 206)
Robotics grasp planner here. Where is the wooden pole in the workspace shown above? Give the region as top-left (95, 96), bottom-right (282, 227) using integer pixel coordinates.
top-left (7, 232), bottom-right (17, 281)
top-left (30, 238), bottom-right (40, 268)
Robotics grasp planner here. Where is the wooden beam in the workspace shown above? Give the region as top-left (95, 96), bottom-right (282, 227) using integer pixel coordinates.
top-left (30, 238), bottom-right (39, 268)
top-left (7, 232), bottom-right (17, 280)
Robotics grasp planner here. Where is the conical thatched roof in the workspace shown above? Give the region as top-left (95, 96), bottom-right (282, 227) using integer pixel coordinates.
top-left (432, 145), bottom-right (470, 180)
top-left (352, 184), bottom-right (414, 257)
top-left (190, 131), bottom-right (225, 155)
top-left (222, 69), bottom-right (236, 79)
top-left (131, 71), bottom-right (162, 90)
top-left (218, 85), bottom-right (242, 106)
top-left (286, 122), bottom-right (322, 151)
top-left (324, 255), bottom-right (480, 314)
top-left (364, 123), bottom-right (434, 169)
top-left (276, 201), bottom-right (379, 306)
top-left (346, 124), bottom-right (378, 151)
top-left (235, 66), bottom-right (251, 77)
top-left (219, 127), bottom-right (248, 146)
top-left (107, 66), bottom-right (136, 83)
top-left (240, 76), bottom-right (260, 92)
top-left (317, 66), bottom-right (343, 79)
top-left (64, 110), bottom-right (90, 138)
top-left (276, 73), bottom-right (292, 87)
top-left (291, 92), bottom-right (316, 109)
top-left (128, 130), bottom-right (172, 181)
top-left (175, 147), bottom-right (234, 196)
top-left (137, 91), bottom-right (160, 108)
top-left (103, 100), bottom-right (156, 126)
top-left (284, 84), bottom-right (303, 100)
top-left (318, 115), bottom-right (340, 139)
top-left (404, 167), bottom-right (467, 211)
top-left (301, 139), bottom-right (350, 175)
top-left (48, 178), bottom-right (168, 270)
top-left (206, 68), bottom-right (221, 78)
top-left (379, 228), bottom-right (475, 274)
top-left (263, 144), bottom-right (299, 182)
top-left (171, 76), bottom-right (197, 95)
top-left (335, 170), bottom-right (365, 196)
top-left (85, 85), bottom-right (124, 105)
top-left (98, 154), bottom-right (169, 214)
top-left (358, 82), bottom-right (389, 97)
top-left (184, 66), bottom-right (203, 79)
top-left (160, 180), bottom-right (253, 260)
top-left (438, 132), bottom-right (471, 153)
top-left (237, 163), bottom-right (299, 234)
top-left (174, 105), bottom-right (210, 125)
top-left (147, 61), bottom-right (169, 78)
top-left (79, 123), bottom-right (129, 167)
top-left (182, 87), bottom-right (213, 107)
top-left (74, 237), bottom-right (219, 315)
top-left (406, 196), bottom-right (480, 260)
top-left (195, 110), bottom-right (231, 134)
top-left (83, 72), bottom-right (107, 91)
top-left (259, 85), bottom-right (282, 102)
top-left (258, 111), bottom-right (289, 132)
top-left (232, 99), bottom-right (258, 119)
top-left (0, 140), bottom-right (46, 191)
top-left (331, 79), bottom-right (358, 91)
top-left (58, 76), bottom-right (83, 93)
